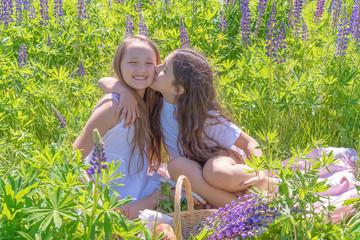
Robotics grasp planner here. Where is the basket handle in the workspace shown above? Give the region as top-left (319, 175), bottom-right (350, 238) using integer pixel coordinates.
top-left (174, 175), bottom-right (194, 240)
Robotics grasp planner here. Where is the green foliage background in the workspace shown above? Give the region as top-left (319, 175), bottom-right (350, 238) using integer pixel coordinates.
top-left (1, 0), bottom-right (360, 239)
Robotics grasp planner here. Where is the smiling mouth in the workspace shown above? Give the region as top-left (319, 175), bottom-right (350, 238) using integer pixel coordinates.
top-left (133, 76), bottom-right (148, 81)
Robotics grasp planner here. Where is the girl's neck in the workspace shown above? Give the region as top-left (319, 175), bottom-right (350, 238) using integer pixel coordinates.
top-left (137, 89), bottom-right (145, 97)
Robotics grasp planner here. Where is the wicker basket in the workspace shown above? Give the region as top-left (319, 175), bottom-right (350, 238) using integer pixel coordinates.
top-left (167, 175), bottom-right (217, 240)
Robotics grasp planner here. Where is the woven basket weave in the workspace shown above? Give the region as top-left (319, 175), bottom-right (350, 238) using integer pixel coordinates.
top-left (167, 175), bottom-right (217, 240)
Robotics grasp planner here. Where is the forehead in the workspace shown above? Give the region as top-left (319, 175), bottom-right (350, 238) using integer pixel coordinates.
top-left (123, 41), bottom-right (156, 59)
top-left (164, 53), bottom-right (175, 67)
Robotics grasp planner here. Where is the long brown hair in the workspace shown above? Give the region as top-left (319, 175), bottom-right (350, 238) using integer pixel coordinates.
top-left (112, 35), bottom-right (163, 173)
top-left (170, 49), bottom-right (243, 166)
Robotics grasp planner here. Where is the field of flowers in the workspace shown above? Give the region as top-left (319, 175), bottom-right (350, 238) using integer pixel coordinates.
top-left (1, 0), bottom-right (360, 239)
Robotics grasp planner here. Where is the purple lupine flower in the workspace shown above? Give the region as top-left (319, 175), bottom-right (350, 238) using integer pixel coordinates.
top-left (78, 59), bottom-right (85, 77)
top-left (179, 18), bottom-right (190, 48)
top-left (17, 44), bottom-right (27, 67)
top-left (192, 0), bottom-right (199, 12)
top-left (350, 0), bottom-right (360, 43)
top-left (240, 0), bottom-right (251, 46)
top-left (314, 0), bottom-right (325, 24)
top-left (336, 6), bottom-right (351, 55)
top-left (275, 19), bottom-right (287, 63)
top-left (219, 10), bottom-right (227, 31)
top-left (51, 105), bottom-right (67, 128)
top-left (184, 194), bottom-right (279, 239)
top-left (2, 0), bottom-right (11, 25)
top-left (54, 0), bottom-right (64, 24)
top-left (288, 0), bottom-right (295, 27)
top-left (265, 1), bottom-right (279, 60)
top-left (28, 2), bottom-right (37, 20)
top-left (78, 0), bottom-right (86, 21)
top-left (138, 12), bottom-right (149, 37)
top-left (301, 18), bottom-right (309, 41)
top-left (15, 0), bottom-right (23, 24)
top-left (87, 129), bottom-right (107, 177)
top-left (125, 14), bottom-right (134, 37)
top-left (330, 0), bottom-right (343, 29)
top-left (294, 0), bottom-right (304, 36)
top-left (254, 0), bottom-right (268, 38)
top-left (47, 33), bottom-right (52, 46)
top-left (135, 0), bottom-right (141, 12)
top-left (149, 0), bottom-right (155, 4)
top-left (40, 0), bottom-right (49, 26)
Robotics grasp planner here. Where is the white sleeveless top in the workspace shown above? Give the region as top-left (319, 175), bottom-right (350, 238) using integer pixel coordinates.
top-left (85, 93), bottom-right (161, 201)
top-left (160, 98), bottom-right (246, 159)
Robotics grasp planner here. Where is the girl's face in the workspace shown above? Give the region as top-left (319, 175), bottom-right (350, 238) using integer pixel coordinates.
top-left (120, 42), bottom-right (157, 96)
top-left (151, 53), bottom-right (179, 103)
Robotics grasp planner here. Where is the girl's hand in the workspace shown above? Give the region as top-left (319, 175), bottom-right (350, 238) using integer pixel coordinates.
top-left (116, 88), bottom-right (140, 127)
top-left (98, 77), bottom-right (140, 127)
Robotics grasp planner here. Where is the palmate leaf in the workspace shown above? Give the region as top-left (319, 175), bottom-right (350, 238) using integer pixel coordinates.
top-left (25, 186), bottom-right (79, 231)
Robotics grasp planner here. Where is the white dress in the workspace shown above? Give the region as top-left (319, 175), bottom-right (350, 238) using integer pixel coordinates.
top-left (85, 93), bottom-right (161, 201)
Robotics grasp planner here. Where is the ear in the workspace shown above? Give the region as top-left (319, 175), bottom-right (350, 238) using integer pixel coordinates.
top-left (174, 85), bottom-right (185, 96)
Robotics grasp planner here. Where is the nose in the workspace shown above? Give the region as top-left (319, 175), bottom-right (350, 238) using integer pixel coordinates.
top-left (155, 65), bottom-right (162, 73)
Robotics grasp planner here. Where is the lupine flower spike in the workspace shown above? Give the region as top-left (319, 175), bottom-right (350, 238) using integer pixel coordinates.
top-left (350, 0), bottom-right (360, 44)
top-left (15, 0), bottom-right (23, 24)
top-left (336, 6), bottom-right (351, 56)
top-left (40, 0), bottom-right (49, 26)
top-left (28, 2), bottom-right (37, 20)
top-left (78, 59), bottom-right (85, 77)
top-left (288, 0), bottom-right (295, 27)
top-left (301, 17), bottom-right (310, 41)
top-left (254, 0), bottom-right (268, 38)
top-left (184, 194), bottom-right (279, 239)
top-left (1, 0), bottom-right (10, 25)
top-left (51, 105), bottom-right (67, 128)
top-left (240, 0), bottom-right (251, 46)
top-left (17, 44), bottom-right (27, 67)
top-left (135, 0), bottom-right (141, 12)
top-left (179, 18), bottom-right (190, 48)
top-left (330, 0), bottom-right (343, 29)
top-left (265, 1), bottom-right (278, 61)
top-left (78, 0), bottom-right (86, 21)
top-left (138, 12), bottom-right (149, 37)
top-left (276, 19), bottom-right (287, 63)
top-left (219, 9), bottom-right (227, 31)
top-left (47, 33), bottom-right (52, 46)
top-left (294, 0), bottom-right (304, 36)
top-left (125, 15), bottom-right (134, 37)
top-left (54, 0), bottom-right (64, 24)
top-left (87, 129), bottom-right (107, 177)
top-left (314, 0), bottom-right (325, 24)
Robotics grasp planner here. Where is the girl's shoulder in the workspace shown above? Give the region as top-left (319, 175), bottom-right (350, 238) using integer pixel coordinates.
top-left (93, 93), bottom-right (120, 111)
top-left (90, 93), bottom-right (120, 127)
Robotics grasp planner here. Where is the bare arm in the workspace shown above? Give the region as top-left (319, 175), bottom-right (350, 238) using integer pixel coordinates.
top-left (98, 77), bottom-right (139, 127)
top-left (234, 131), bottom-right (263, 159)
top-left (73, 100), bottom-right (118, 158)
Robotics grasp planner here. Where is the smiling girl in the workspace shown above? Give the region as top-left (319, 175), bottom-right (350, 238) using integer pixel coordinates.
top-left (73, 35), bottom-right (164, 219)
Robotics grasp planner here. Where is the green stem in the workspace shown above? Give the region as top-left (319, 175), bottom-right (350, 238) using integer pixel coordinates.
top-left (87, 174), bottom-right (99, 239)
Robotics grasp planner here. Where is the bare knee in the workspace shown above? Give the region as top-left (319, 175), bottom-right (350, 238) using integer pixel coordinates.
top-left (168, 157), bottom-right (202, 182)
top-left (203, 157), bottom-right (237, 191)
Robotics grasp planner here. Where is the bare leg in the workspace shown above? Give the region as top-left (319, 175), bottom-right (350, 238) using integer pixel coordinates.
top-left (168, 157), bottom-right (238, 208)
top-left (203, 156), bottom-right (277, 193)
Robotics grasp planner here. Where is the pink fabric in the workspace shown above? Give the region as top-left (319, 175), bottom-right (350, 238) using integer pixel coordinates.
top-left (284, 147), bottom-right (359, 223)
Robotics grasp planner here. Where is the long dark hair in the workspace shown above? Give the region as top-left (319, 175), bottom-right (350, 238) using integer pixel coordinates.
top-left (112, 35), bottom-right (163, 173)
top-left (170, 49), bottom-right (243, 166)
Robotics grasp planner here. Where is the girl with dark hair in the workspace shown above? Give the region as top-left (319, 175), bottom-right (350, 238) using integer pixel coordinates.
top-left (73, 35), bottom-right (165, 219)
top-left (98, 48), bottom-right (276, 207)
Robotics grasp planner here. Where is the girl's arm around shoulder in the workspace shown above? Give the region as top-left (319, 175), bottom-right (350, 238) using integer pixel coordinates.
top-left (73, 99), bottom-right (118, 158)
top-left (234, 131), bottom-right (262, 159)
